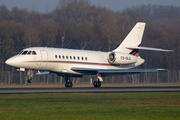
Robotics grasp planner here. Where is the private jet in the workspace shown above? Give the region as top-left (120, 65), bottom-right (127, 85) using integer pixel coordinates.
top-left (5, 22), bottom-right (172, 87)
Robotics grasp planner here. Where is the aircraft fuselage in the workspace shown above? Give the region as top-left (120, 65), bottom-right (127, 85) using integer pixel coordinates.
top-left (5, 47), bottom-right (144, 75)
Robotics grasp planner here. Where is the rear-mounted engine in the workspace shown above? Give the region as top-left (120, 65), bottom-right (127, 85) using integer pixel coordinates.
top-left (108, 52), bottom-right (137, 64)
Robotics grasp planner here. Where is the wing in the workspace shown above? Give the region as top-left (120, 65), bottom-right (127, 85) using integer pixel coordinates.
top-left (99, 69), bottom-right (157, 74)
top-left (71, 67), bottom-right (159, 75)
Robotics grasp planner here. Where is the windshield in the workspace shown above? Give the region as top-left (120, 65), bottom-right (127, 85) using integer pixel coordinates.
top-left (18, 51), bottom-right (24, 55)
top-left (27, 51), bottom-right (32, 55)
top-left (18, 50), bottom-right (37, 55)
top-left (21, 51), bottom-right (28, 55)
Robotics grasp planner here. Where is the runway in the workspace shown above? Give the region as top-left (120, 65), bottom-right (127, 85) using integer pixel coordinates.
top-left (0, 86), bottom-right (180, 94)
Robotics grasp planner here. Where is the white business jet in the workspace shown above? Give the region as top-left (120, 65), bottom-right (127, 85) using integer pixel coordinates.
top-left (5, 22), bottom-right (172, 87)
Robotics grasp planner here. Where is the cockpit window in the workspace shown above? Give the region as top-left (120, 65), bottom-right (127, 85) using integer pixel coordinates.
top-left (22, 51), bottom-right (28, 55)
top-left (18, 50), bottom-right (36, 55)
top-left (32, 51), bottom-right (37, 55)
top-left (27, 51), bottom-right (32, 55)
top-left (18, 51), bottom-right (24, 55)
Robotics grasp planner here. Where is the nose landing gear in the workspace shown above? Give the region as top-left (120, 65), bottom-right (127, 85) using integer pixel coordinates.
top-left (27, 70), bottom-right (33, 83)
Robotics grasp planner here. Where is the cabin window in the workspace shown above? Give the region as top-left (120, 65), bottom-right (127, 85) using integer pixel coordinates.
top-left (22, 51), bottom-right (28, 55)
top-left (77, 56), bottom-right (80, 60)
top-left (63, 56), bottom-right (65, 59)
top-left (85, 57), bottom-right (87, 60)
top-left (27, 51), bottom-right (32, 55)
top-left (70, 56), bottom-right (72, 59)
top-left (32, 51), bottom-right (37, 55)
top-left (59, 55), bottom-right (61, 59)
top-left (82, 57), bottom-right (84, 60)
top-left (66, 56), bottom-right (68, 59)
top-left (55, 55), bottom-right (57, 58)
top-left (73, 56), bottom-right (76, 60)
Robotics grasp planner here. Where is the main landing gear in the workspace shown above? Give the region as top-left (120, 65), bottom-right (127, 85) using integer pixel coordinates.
top-left (64, 75), bottom-right (73, 88)
top-left (93, 78), bottom-right (101, 87)
top-left (65, 81), bottom-right (73, 87)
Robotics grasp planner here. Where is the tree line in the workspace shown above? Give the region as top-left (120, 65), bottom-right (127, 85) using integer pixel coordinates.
top-left (0, 0), bottom-right (179, 76)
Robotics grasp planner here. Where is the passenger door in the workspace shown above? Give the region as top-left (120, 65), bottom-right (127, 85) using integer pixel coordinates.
top-left (40, 50), bottom-right (48, 68)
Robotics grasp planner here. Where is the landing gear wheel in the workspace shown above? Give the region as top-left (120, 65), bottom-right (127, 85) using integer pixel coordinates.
top-left (65, 82), bottom-right (69, 87)
top-left (27, 77), bottom-right (32, 83)
top-left (93, 81), bottom-right (97, 87)
top-left (93, 81), bottom-right (101, 87)
top-left (63, 75), bottom-right (73, 88)
top-left (65, 82), bottom-right (73, 88)
top-left (68, 82), bottom-right (73, 87)
top-left (97, 81), bottom-right (101, 87)
top-left (27, 79), bottom-right (32, 83)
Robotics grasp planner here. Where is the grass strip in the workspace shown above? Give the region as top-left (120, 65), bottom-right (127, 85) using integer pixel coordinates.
top-left (0, 92), bottom-right (180, 120)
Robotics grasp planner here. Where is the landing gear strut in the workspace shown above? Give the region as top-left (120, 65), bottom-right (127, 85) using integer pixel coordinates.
top-left (63, 75), bottom-right (73, 88)
top-left (27, 70), bottom-right (33, 83)
top-left (93, 78), bottom-right (101, 87)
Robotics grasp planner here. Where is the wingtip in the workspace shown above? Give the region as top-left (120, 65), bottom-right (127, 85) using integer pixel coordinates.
top-left (167, 50), bottom-right (174, 52)
top-left (161, 49), bottom-right (174, 52)
top-left (157, 68), bottom-right (168, 71)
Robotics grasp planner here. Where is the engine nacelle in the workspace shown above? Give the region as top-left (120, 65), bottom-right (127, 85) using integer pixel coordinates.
top-left (108, 52), bottom-right (137, 64)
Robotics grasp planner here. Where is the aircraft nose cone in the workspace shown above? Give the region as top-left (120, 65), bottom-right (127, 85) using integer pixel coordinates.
top-left (5, 55), bottom-right (24, 67)
top-left (5, 58), bottom-right (14, 66)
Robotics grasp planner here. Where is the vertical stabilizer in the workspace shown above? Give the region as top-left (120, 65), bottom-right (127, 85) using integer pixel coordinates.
top-left (113, 22), bottom-right (146, 54)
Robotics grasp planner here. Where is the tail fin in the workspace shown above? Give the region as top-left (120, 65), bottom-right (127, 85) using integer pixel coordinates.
top-left (113, 22), bottom-right (146, 54)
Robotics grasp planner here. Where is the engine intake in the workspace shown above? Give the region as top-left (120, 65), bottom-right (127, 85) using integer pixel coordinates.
top-left (108, 52), bottom-right (137, 64)
top-left (109, 52), bottom-right (116, 63)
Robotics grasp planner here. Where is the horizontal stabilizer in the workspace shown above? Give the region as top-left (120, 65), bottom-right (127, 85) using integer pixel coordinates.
top-left (125, 46), bottom-right (173, 52)
top-left (36, 71), bottom-right (50, 75)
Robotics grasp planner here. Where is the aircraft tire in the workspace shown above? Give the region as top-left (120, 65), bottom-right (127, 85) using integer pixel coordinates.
top-left (65, 82), bottom-right (69, 87)
top-left (93, 81), bottom-right (101, 87)
top-left (27, 79), bottom-right (32, 83)
top-left (65, 82), bottom-right (73, 87)
top-left (69, 82), bottom-right (73, 87)
top-left (96, 81), bottom-right (101, 87)
top-left (93, 81), bottom-right (97, 87)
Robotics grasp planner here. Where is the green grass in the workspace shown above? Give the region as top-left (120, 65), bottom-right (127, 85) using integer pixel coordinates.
top-left (0, 92), bottom-right (180, 120)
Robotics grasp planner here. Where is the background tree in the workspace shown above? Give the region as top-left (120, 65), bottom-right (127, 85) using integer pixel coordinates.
top-left (0, 0), bottom-right (180, 83)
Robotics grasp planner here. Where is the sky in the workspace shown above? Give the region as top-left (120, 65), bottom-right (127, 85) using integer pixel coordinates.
top-left (1, 0), bottom-right (180, 13)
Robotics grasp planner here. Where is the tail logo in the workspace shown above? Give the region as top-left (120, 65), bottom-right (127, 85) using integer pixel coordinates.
top-left (129, 49), bottom-right (139, 56)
